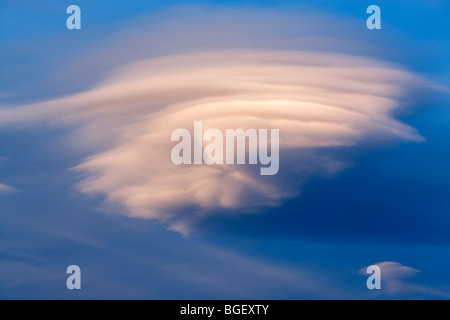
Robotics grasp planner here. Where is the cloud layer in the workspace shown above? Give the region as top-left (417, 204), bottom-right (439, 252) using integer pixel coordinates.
top-left (0, 48), bottom-right (426, 233)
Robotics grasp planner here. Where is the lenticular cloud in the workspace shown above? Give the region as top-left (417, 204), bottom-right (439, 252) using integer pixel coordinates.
top-left (0, 50), bottom-right (425, 234)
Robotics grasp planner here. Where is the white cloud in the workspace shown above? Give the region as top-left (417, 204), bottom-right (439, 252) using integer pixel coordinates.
top-left (0, 9), bottom-right (431, 234)
top-left (0, 50), bottom-right (426, 232)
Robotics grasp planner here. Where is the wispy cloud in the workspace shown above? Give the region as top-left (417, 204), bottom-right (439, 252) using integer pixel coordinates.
top-left (361, 261), bottom-right (448, 298)
top-left (0, 183), bottom-right (18, 194)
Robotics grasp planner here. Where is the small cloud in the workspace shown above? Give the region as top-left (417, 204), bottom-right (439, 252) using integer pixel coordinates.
top-left (361, 261), bottom-right (446, 298)
top-left (0, 183), bottom-right (18, 194)
top-left (375, 261), bottom-right (420, 279)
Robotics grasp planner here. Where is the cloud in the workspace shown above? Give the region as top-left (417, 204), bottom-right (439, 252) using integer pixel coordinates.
top-left (0, 9), bottom-right (430, 234)
top-left (375, 261), bottom-right (420, 280)
top-left (0, 50), bottom-right (426, 233)
top-left (0, 183), bottom-right (18, 194)
top-left (360, 261), bottom-right (447, 298)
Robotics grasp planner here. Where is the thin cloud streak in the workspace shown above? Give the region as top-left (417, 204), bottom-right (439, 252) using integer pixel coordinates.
top-left (360, 262), bottom-right (448, 298)
top-left (0, 183), bottom-right (18, 194)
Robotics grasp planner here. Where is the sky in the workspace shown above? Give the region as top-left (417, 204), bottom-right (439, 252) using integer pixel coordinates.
top-left (0, 0), bottom-right (450, 299)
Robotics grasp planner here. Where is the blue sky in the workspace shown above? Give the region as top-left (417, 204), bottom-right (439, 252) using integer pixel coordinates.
top-left (1, 0), bottom-right (450, 299)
